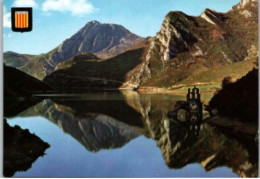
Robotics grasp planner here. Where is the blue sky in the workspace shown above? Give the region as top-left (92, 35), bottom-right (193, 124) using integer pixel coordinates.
top-left (4, 0), bottom-right (240, 55)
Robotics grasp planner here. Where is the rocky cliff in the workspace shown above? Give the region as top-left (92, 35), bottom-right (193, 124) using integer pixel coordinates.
top-left (236, 0), bottom-right (258, 9)
top-left (138, 0), bottom-right (258, 88)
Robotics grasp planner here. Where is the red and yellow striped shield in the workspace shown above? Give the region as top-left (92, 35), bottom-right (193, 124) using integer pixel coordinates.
top-left (12, 8), bottom-right (32, 32)
top-left (15, 11), bottom-right (29, 28)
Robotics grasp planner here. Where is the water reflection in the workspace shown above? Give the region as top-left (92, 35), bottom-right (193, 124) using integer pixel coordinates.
top-left (19, 98), bottom-right (142, 152)
top-left (156, 118), bottom-right (258, 177)
top-left (6, 91), bottom-right (258, 177)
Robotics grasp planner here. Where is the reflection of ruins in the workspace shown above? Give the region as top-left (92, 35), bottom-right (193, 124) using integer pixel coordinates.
top-left (17, 90), bottom-right (258, 177)
top-left (167, 86), bottom-right (203, 123)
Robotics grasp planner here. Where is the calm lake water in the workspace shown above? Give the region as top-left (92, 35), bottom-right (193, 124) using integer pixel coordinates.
top-left (6, 91), bottom-right (254, 177)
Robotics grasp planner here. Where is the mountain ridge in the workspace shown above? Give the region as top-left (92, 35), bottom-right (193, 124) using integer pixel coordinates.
top-left (43, 0), bottom-right (258, 90)
top-left (4, 0), bottom-right (258, 90)
top-left (4, 20), bottom-right (144, 80)
top-left (137, 0), bottom-right (258, 88)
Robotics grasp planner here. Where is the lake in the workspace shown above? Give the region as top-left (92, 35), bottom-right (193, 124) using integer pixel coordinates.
top-left (5, 91), bottom-right (256, 177)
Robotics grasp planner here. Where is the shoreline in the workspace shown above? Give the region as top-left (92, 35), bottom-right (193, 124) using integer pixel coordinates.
top-left (32, 83), bottom-right (220, 96)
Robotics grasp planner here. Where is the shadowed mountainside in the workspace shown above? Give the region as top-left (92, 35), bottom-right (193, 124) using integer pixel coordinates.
top-left (4, 65), bottom-right (50, 117)
top-left (43, 43), bottom-right (150, 90)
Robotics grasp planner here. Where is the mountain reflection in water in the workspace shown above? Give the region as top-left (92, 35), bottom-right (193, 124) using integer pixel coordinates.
top-left (6, 91), bottom-right (258, 177)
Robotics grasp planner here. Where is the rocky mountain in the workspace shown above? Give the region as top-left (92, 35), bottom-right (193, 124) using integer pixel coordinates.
top-left (42, 0), bottom-right (258, 90)
top-left (138, 0), bottom-right (258, 88)
top-left (4, 20), bottom-right (143, 80)
top-left (4, 0), bottom-right (258, 90)
top-left (57, 20), bottom-right (143, 59)
top-left (237, 0), bottom-right (258, 9)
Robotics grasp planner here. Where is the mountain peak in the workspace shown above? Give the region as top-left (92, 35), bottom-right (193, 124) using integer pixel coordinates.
top-left (88, 20), bottom-right (101, 25)
top-left (200, 8), bottom-right (221, 25)
top-left (202, 8), bottom-right (217, 14)
top-left (47, 20), bottom-right (143, 73)
top-left (237, 0), bottom-right (258, 9)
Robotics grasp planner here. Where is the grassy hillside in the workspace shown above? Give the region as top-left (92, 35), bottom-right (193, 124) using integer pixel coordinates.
top-left (3, 51), bottom-right (56, 80)
top-left (171, 56), bottom-right (257, 89)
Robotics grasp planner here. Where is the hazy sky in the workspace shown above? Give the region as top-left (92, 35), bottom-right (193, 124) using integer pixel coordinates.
top-left (3, 0), bottom-right (240, 54)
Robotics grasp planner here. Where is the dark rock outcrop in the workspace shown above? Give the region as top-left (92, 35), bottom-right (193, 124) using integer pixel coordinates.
top-left (204, 68), bottom-right (258, 142)
top-left (206, 68), bottom-right (258, 123)
top-left (4, 119), bottom-right (50, 177)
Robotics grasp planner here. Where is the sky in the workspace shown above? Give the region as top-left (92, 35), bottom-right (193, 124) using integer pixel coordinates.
top-left (3, 0), bottom-right (240, 55)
